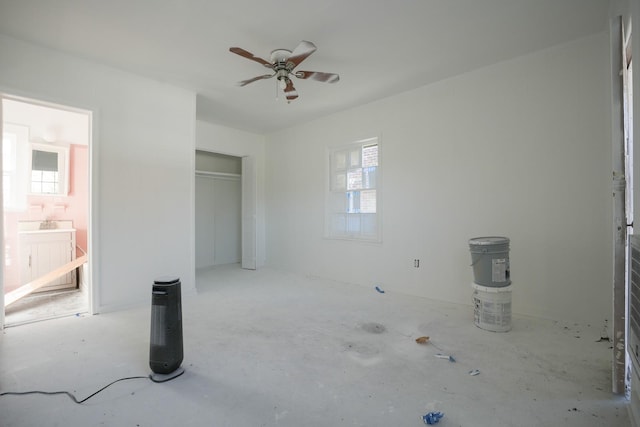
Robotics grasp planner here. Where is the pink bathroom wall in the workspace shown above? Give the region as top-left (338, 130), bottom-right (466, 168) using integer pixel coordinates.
top-left (67, 144), bottom-right (88, 253)
top-left (3, 144), bottom-right (88, 293)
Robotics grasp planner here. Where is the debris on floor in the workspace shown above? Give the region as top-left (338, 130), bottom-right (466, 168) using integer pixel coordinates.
top-left (434, 354), bottom-right (456, 362)
top-left (374, 286), bottom-right (385, 294)
top-left (468, 369), bottom-right (480, 376)
top-left (361, 322), bottom-right (386, 334)
top-left (415, 336), bottom-right (430, 344)
top-left (422, 411), bottom-right (444, 425)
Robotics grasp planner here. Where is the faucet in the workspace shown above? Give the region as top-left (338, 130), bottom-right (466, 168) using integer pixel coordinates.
top-left (39, 218), bottom-right (56, 229)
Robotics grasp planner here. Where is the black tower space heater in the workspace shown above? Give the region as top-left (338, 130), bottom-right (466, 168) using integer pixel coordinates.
top-left (149, 276), bottom-right (183, 374)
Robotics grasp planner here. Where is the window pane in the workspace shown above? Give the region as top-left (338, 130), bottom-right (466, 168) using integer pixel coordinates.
top-left (360, 190), bottom-right (376, 213)
top-left (42, 171), bottom-right (58, 182)
top-left (347, 169), bottom-right (362, 190)
top-left (3, 174), bottom-right (12, 207)
top-left (349, 148), bottom-right (361, 167)
top-left (332, 172), bottom-right (346, 191)
top-left (362, 144), bottom-right (378, 167)
top-left (31, 169), bottom-right (59, 194)
top-left (346, 191), bottom-right (360, 213)
top-left (362, 166), bottom-right (376, 189)
top-left (3, 125), bottom-right (29, 210)
top-left (347, 214), bottom-right (361, 234)
top-left (42, 182), bottom-right (57, 194)
top-left (361, 213), bottom-right (377, 236)
top-left (3, 134), bottom-right (16, 171)
top-left (334, 151), bottom-right (347, 170)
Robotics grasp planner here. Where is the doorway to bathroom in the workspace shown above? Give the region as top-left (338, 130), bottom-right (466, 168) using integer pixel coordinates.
top-left (2, 95), bottom-right (91, 327)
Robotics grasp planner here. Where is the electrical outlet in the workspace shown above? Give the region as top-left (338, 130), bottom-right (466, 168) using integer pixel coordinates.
top-left (414, 259), bottom-right (420, 268)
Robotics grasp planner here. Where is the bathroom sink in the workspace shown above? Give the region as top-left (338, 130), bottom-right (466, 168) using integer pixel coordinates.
top-left (18, 220), bottom-right (75, 233)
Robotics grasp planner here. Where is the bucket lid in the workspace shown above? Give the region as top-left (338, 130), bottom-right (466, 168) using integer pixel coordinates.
top-left (468, 236), bottom-right (509, 245)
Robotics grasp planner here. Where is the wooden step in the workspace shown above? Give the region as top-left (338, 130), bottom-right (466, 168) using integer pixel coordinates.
top-left (4, 255), bottom-right (88, 307)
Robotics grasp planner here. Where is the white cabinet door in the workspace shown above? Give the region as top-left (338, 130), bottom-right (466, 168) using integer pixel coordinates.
top-left (20, 231), bottom-right (76, 292)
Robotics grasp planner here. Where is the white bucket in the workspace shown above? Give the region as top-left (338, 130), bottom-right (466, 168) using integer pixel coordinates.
top-left (472, 283), bottom-right (512, 332)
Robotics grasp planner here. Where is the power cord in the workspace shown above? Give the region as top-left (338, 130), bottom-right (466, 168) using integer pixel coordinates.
top-left (0, 368), bottom-right (184, 404)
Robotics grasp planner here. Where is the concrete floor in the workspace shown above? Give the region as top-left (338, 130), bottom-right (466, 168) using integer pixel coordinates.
top-left (0, 265), bottom-right (630, 426)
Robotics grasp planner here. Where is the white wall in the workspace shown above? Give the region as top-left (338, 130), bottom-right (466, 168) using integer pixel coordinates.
top-left (265, 33), bottom-right (612, 326)
top-left (196, 121), bottom-right (266, 267)
top-left (0, 34), bottom-right (196, 312)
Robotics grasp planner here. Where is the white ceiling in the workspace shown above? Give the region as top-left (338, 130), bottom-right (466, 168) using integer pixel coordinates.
top-left (0, 0), bottom-right (609, 134)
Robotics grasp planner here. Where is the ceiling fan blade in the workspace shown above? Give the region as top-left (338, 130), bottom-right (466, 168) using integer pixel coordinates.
top-left (238, 74), bottom-right (274, 87)
top-left (295, 70), bottom-right (340, 83)
top-left (284, 78), bottom-right (299, 101)
top-left (229, 47), bottom-right (272, 68)
top-left (286, 40), bottom-right (317, 70)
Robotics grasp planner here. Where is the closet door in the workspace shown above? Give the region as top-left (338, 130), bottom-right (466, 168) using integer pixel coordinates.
top-left (241, 156), bottom-right (257, 270)
top-left (213, 178), bottom-right (241, 265)
top-left (195, 175), bottom-right (215, 269)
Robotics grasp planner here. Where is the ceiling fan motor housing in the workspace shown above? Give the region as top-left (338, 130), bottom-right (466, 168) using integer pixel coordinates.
top-left (276, 68), bottom-right (289, 83)
top-left (271, 49), bottom-right (294, 83)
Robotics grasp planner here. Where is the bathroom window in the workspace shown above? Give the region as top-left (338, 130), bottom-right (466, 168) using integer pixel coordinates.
top-left (2, 124), bottom-right (29, 211)
top-left (29, 143), bottom-right (69, 195)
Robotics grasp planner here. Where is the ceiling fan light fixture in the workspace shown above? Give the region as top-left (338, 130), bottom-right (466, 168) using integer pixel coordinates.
top-left (270, 49), bottom-right (291, 64)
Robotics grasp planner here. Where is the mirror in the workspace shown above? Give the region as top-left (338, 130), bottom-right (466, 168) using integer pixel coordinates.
top-left (29, 143), bottom-right (69, 195)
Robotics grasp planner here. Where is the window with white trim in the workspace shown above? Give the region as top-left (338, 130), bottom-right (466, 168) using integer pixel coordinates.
top-left (2, 124), bottom-right (29, 211)
top-left (326, 137), bottom-right (380, 241)
top-left (29, 143), bottom-right (69, 195)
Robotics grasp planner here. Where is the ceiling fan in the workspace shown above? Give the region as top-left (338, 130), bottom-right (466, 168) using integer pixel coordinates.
top-left (229, 40), bottom-right (339, 101)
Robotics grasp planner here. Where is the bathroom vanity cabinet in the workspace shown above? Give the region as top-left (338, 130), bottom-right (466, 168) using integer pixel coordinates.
top-left (18, 221), bottom-right (77, 293)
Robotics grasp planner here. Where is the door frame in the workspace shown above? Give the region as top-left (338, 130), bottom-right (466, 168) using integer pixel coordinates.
top-left (0, 92), bottom-right (95, 328)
